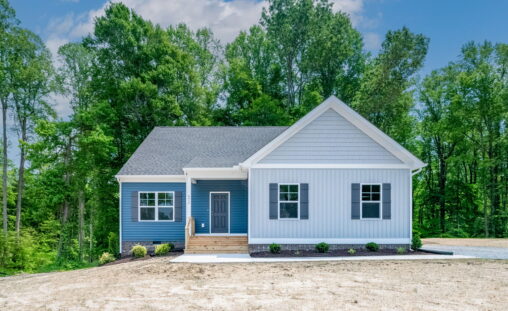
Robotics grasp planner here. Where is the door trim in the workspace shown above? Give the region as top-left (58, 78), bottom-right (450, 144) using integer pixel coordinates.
top-left (209, 191), bottom-right (230, 234)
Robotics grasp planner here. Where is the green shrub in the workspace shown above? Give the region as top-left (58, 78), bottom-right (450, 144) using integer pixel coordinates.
top-left (99, 252), bottom-right (116, 265)
top-left (411, 232), bottom-right (422, 250)
top-left (269, 243), bottom-right (281, 254)
top-left (155, 243), bottom-right (174, 256)
top-left (131, 244), bottom-right (147, 258)
top-left (365, 242), bottom-right (379, 252)
top-left (347, 248), bottom-right (356, 255)
top-left (396, 247), bottom-right (406, 254)
top-left (315, 242), bottom-right (329, 253)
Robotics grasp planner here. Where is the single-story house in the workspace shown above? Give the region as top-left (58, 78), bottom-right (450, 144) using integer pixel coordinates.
top-left (116, 96), bottom-right (425, 255)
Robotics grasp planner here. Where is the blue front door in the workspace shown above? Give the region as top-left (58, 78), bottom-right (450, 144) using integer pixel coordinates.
top-left (211, 193), bottom-right (229, 233)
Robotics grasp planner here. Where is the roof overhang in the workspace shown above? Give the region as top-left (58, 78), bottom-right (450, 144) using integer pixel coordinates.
top-left (115, 175), bottom-right (186, 183)
top-left (183, 166), bottom-right (247, 180)
top-left (240, 96), bottom-right (427, 170)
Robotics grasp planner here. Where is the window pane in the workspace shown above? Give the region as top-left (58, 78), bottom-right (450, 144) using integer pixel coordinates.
top-left (362, 193), bottom-right (371, 201)
top-left (279, 192), bottom-right (289, 201)
top-left (140, 207), bottom-right (155, 220)
top-left (362, 185), bottom-right (370, 192)
top-left (158, 192), bottom-right (173, 206)
top-left (158, 207), bottom-right (173, 221)
top-left (372, 185), bottom-right (380, 192)
top-left (362, 203), bottom-right (380, 218)
top-left (371, 193), bottom-right (380, 201)
top-left (289, 184), bottom-right (299, 192)
top-left (140, 192), bottom-right (156, 206)
top-left (280, 202), bottom-right (298, 218)
top-left (279, 184), bottom-right (289, 192)
top-left (289, 193), bottom-right (298, 201)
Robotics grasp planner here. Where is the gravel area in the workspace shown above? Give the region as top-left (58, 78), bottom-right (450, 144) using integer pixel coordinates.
top-left (1, 256), bottom-right (507, 310)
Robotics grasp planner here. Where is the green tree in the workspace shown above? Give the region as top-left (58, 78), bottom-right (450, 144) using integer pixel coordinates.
top-left (354, 27), bottom-right (429, 147)
top-left (10, 28), bottom-right (55, 235)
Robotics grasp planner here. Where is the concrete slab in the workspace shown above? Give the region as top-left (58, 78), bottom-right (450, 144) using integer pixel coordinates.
top-left (170, 253), bottom-right (473, 263)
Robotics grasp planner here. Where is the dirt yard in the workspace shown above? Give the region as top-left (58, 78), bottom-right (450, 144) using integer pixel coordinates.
top-left (423, 238), bottom-right (508, 248)
top-left (1, 256), bottom-right (507, 311)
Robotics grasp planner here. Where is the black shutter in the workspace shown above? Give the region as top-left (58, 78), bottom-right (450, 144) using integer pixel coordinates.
top-left (351, 184), bottom-right (360, 219)
top-left (269, 183), bottom-right (278, 219)
top-left (131, 191), bottom-right (138, 222)
top-left (174, 191), bottom-right (183, 222)
top-left (382, 183), bottom-right (391, 220)
top-left (300, 183), bottom-right (309, 219)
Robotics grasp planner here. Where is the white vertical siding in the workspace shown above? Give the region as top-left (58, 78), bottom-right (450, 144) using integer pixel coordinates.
top-left (259, 109), bottom-right (402, 164)
top-left (249, 168), bottom-right (411, 242)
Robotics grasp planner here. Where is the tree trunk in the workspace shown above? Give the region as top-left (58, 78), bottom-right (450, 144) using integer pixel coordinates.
top-left (1, 98), bottom-right (7, 236)
top-left (57, 135), bottom-right (73, 258)
top-left (78, 189), bottom-right (85, 262)
top-left (15, 118), bottom-right (27, 236)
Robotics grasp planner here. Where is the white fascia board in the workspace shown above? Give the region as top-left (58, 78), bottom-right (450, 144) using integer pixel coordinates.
top-left (115, 175), bottom-right (186, 183)
top-left (248, 238), bottom-right (411, 245)
top-left (240, 96), bottom-right (426, 170)
top-left (183, 167), bottom-right (247, 179)
top-left (251, 163), bottom-right (412, 169)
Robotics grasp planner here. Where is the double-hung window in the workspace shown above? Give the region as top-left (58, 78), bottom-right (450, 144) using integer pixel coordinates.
top-left (361, 184), bottom-right (381, 219)
top-left (139, 192), bottom-right (174, 221)
top-left (279, 184), bottom-right (299, 219)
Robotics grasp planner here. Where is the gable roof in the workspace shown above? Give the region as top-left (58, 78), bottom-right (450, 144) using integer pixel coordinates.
top-left (117, 126), bottom-right (287, 175)
top-left (241, 96), bottom-right (426, 170)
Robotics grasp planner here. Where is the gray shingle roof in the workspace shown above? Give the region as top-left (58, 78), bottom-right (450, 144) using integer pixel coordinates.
top-left (117, 126), bottom-right (288, 175)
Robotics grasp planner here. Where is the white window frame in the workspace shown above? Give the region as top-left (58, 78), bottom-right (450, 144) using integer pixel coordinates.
top-left (138, 191), bottom-right (175, 222)
top-left (360, 183), bottom-right (382, 220)
top-left (278, 183), bottom-right (300, 220)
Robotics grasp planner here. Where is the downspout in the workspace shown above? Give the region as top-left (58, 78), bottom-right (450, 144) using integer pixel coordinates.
top-left (116, 177), bottom-right (122, 256)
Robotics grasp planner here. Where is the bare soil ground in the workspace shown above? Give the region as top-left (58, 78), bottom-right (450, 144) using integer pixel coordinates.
top-left (1, 256), bottom-right (507, 311)
top-left (423, 238), bottom-right (508, 248)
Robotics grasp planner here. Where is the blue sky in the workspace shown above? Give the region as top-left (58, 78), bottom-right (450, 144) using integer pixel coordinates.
top-left (10, 0), bottom-right (508, 77)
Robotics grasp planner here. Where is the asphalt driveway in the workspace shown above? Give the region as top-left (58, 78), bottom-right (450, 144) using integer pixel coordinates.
top-left (422, 244), bottom-right (508, 259)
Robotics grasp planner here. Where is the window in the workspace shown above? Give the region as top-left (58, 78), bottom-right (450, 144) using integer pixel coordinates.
top-left (361, 184), bottom-right (381, 219)
top-left (279, 184), bottom-right (299, 219)
top-left (139, 192), bottom-right (174, 221)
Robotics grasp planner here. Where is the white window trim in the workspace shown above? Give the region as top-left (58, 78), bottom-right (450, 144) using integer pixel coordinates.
top-left (278, 183), bottom-right (300, 220)
top-left (360, 183), bottom-right (382, 220)
top-left (209, 191), bottom-right (231, 234)
top-left (138, 191), bottom-right (175, 222)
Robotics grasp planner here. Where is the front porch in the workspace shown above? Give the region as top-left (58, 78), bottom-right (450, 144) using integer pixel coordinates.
top-left (184, 168), bottom-right (249, 253)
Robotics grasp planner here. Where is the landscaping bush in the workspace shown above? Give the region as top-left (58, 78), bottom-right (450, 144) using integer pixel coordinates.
top-left (365, 242), bottom-right (379, 252)
top-left (411, 232), bottom-right (422, 250)
top-left (347, 248), bottom-right (356, 255)
top-left (315, 242), bottom-right (329, 253)
top-left (155, 243), bottom-right (174, 256)
top-left (99, 252), bottom-right (116, 265)
top-left (396, 247), bottom-right (406, 254)
top-left (131, 244), bottom-right (147, 258)
top-left (269, 243), bottom-right (281, 254)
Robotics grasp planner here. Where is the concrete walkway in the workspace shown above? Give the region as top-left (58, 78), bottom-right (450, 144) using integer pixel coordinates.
top-left (170, 253), bottom-right (472, 263)
top-left (422, 244), bottom-right (508, 260)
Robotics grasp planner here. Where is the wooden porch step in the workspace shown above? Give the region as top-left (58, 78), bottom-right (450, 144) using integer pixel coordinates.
top-left (185, 235), bottom-right (249, 254)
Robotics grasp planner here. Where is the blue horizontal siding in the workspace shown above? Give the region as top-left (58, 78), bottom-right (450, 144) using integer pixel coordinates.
top-left (192, 180), bottom-right (248, 234)
top-left (121, 182), bottom-right (186, 242)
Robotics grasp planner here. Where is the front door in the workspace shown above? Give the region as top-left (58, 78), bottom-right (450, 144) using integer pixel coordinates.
top-left (211, 192), bottom-right (229, 233)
